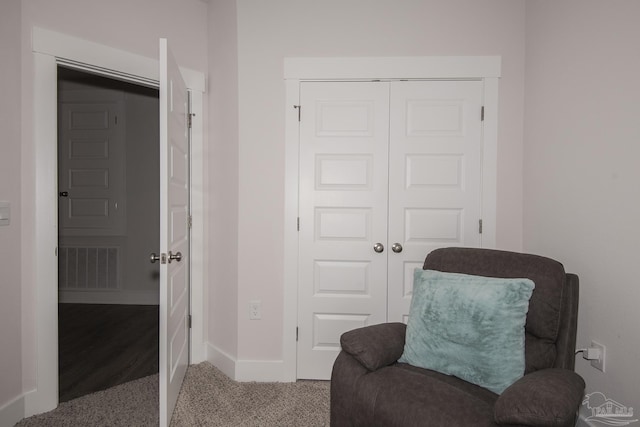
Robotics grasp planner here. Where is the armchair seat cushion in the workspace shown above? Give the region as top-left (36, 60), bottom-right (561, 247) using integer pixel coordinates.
top-left (353, 364), bottom-right (499, 427)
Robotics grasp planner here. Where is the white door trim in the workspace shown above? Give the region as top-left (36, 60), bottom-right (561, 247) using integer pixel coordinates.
top-left (282, 56), bottom-right (501, 381)
top-left (33, 27), bottom-right (205, 92)
top-left (25, 27), bottom-right (206, 417)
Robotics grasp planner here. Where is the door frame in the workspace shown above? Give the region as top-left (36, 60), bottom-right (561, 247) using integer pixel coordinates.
top-left (282, 56), bottom-right (501, 381)
top-left (25, 27), bottom-right (206, 416)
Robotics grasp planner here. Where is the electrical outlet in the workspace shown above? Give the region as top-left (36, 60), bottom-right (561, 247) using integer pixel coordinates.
top-left (590, 340), bottom-right (606, 372)
top-left (249, 300), bottom-right (262, 320)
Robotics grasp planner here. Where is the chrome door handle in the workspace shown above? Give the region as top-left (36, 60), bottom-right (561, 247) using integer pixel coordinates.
top-left (373, 243), bottom-right (384, 253)
top-left (392, 243), bottom-right (403, 253)
top-left (168, 251), bottom-right (182, 263)
top-left (150, 253), bottom-right (161, 263)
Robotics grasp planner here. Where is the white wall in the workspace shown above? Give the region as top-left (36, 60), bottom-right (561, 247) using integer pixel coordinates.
top-left (235, 0), bottom-right (526, 362)
top-left (0, 0), bottom-right (24, 423)
top-left (524, 0), bottom-right (640, 415)
top-left (22, 0), bottom-right (208, 72)
top-left (207, 0), bottom-right (240, 369)
top-left (19, 0), bottom-right (208, 402)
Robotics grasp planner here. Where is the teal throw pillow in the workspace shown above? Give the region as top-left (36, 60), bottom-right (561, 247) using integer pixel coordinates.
top-left (398, 269), bottom-right (535, 394)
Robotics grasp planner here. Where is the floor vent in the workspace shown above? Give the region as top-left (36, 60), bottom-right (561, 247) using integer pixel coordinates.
top-left (58, 247), bottom-right (120, 290)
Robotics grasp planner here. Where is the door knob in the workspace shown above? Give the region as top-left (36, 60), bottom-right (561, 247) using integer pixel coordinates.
top-left (392, 243), bottom-right (403, 253)
top-left (168, 251), bottom-right (182, 263)
top-left (59, 191), bottom-right (69, 197)
top-left (373, 243), bottom-right (384, 253)
top-left (150, 253), bottom-right (161, 263)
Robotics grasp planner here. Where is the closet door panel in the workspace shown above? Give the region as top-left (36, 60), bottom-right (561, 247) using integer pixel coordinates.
top-left (297, 81), bottom-right (390, 379)
top-left (387, 81), bottom-right (484, 323)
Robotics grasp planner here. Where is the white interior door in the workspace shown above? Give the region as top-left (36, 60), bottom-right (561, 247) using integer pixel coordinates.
top-left (159, 38), bottom-right (190, 427)
top-left (297, 81), bottom-right (390, 379)
top-left (386, 80), bottom-right (484, 322)
top-left (58, 101), bottom-right (126, 235)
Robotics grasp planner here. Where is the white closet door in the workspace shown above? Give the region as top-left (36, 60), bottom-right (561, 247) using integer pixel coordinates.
top-left (297, 81), bottom-right (390, 379)
top-left (386, 80), bottom-right (484, 323)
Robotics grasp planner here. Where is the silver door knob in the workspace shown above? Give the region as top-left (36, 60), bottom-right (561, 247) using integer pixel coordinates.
top-left (150, 253), bottom-right (161, 263)
top-left (168, 251), bottom-right (182, 263)
top-left (392, 243), bottom-right (403, 253)
top-left (373, 243), bottom-right (384, 253)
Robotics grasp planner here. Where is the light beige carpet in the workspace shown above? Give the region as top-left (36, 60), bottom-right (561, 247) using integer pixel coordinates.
top-left (16, 362), bottom-right (330, 427)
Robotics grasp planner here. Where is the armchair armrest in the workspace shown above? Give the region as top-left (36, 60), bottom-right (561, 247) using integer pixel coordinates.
top-left (339, 322), bottom-right (406, 371)
top-left (494, 368), bottom-right (585, 426)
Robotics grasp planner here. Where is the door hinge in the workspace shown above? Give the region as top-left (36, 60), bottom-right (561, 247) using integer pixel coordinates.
top-left (481, 106), bottom-right (485, 121)
top-left (297, 217), bottom-right (300, 231)
top-left (294, 105), bottom-right (301, 122)
top-left (188, 215), bottom-right (193, 229)
top-left (296, 327), bottom-right (299, 341)
top-left (188, 113), bottom-right (195, 129)
top-left (188, 314), bottom-right (192, 329)
top-left (479, 219), bottom-right (483, 234)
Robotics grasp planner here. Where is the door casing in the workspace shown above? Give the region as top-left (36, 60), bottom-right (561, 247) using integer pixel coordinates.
top-left (25, 27), bottom-right (206, 417)
top-left (283, 56), bottom-right (501, 381)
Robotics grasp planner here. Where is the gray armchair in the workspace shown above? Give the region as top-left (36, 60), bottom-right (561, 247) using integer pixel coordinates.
top-left (330, 248), bottom-right (585, 427)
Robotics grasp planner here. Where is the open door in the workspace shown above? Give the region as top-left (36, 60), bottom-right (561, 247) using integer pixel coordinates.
top-left (158, 38), bottom-right (190, 427)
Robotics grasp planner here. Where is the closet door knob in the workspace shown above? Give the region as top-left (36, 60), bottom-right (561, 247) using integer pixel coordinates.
top-left (373, 243), bottom-right (384, 253)
top-left (392, 243), bottom-right (403, 253)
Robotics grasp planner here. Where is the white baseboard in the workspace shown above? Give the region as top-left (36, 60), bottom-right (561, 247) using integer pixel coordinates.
top-left (206, 342), bottom-right (237, 381)
top-left (59, 289), bottom-right (159, 305)
top-left (205, 342), bottom-right (290, 382)
top-left (0, 394), bottom-right (25, 427)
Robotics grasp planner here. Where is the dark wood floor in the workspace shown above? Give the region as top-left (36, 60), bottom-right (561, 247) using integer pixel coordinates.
top-left (58, 303), bottom-right (159, 402)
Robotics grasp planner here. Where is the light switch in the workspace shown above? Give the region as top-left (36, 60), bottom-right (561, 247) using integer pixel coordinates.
top-left (0, 201), bottom-right (10, 226)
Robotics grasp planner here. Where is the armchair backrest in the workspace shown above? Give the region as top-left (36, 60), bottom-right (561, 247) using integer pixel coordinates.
top-left (423, 247), bottom-right (579, 373)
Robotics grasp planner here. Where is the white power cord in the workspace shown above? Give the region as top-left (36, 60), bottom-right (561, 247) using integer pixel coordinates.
top-left (575, 347), bottom-right (601, 360)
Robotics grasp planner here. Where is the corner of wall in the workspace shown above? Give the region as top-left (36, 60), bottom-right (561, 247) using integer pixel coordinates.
top-left (206, 342), bottom-right (237, 380)
top-left (206, 342), bottom-right (287, 383)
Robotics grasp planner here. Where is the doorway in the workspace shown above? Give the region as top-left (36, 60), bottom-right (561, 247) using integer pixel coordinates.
top-left (57, 67), bottom-right (160, 402)
top-left (28, 28), bottom-right (206, 417)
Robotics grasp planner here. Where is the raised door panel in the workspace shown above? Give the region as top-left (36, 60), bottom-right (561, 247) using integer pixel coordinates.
top-left (297, 81), bottom-right (390, 380)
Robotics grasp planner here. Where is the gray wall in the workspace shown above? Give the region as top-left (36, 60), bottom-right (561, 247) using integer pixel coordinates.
top-left (524, 0), bottom-right (640, 417)
top-left (0, 0), bottom-right (23, 416)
